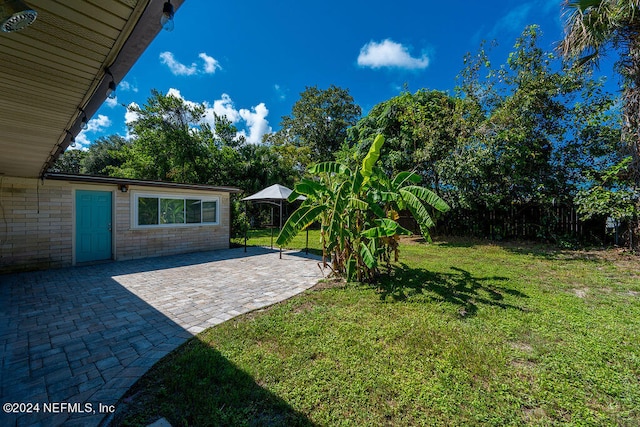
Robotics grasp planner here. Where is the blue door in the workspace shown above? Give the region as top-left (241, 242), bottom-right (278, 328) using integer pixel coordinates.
top-left (76, 190), bottom-right (112, 263)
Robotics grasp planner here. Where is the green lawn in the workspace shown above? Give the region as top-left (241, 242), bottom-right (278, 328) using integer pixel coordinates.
top-left (231, 228), bottom-right (324, 256)
top-left (113, 237), bottom-right (640, 426)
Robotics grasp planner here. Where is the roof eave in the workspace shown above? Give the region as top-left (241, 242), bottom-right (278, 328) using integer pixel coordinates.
top-left (39, 0), bottom-right (186, 179)
top-left (45, 172), bottom-right (241, 193)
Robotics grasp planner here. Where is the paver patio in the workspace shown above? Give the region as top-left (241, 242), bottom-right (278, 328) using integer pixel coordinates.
top-left (0, 246), bottom-right (324, 427)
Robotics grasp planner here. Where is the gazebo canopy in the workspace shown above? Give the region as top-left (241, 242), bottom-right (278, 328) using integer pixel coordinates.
top-left (241, 184), bottom-right (308, 256)
top-left (241, 184), bottom-right (304, 202)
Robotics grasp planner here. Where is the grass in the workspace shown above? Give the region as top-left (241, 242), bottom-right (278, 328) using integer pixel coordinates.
top-left (113, 237), bottom-right (640, 426)
top-left (231, 228), bottom-right (324, 256)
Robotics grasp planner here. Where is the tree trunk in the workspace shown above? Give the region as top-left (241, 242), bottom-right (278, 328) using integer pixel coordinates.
top-left (622, 35), bottom-right (640, 250)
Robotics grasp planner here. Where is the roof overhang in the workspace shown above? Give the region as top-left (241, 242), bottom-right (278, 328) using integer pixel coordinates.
top-left (0, 0), bottom-right (184, 179)
top-left (46, 172), bottom-right (241, 193)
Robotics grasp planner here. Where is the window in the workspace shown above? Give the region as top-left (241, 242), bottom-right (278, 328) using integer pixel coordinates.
top-left (160, 198), bottom-right (185, 224)
top-left (138, 197), bottom-right (159, 225)
top-left (134, 193), bottom-right (219, 228)
top-left (203, 201), bottom-right (217, 223)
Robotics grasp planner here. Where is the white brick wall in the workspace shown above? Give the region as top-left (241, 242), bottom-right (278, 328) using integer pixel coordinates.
top-left (0, 177), bottom-right (231, 273)
top-left (0, 177), bottom-right (73, 271)
top-left (115, 188), bottom-right (230, 261)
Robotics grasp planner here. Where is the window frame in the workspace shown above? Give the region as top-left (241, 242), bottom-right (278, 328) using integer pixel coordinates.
top-left (132, 191), bottom-right (220, 229)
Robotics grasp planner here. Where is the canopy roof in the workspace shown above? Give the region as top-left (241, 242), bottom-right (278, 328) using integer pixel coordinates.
top-left (242, 184), bottom-right (305, 202)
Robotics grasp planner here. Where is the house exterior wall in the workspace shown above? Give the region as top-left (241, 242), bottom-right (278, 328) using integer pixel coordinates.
top-left (0, 177), bottom-right (231, 273)
top-left (0, 177), bottom-right (73, 272)
top-left (115, 186), bottom-right (230, 261)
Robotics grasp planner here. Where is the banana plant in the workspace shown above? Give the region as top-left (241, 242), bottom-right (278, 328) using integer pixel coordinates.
top-left (277, 134), bottom-right (449, 282)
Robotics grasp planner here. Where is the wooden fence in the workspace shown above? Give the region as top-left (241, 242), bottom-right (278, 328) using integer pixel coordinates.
top-left (399, 204), bottom-right (608, 243)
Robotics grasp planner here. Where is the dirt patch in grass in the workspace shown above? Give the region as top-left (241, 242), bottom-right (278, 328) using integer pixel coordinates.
top-left (292, 300), bottom-right (316, 314)
top-left (428, 236), bottom-right (639, 264)
top-left (511, 359), bottom-right (537, 370)
top-left (523, 406), bottom-right (549, 423)
top-left (573, 247), bottom-right (638, 263)
top-left (572, 288), bottom-right (588, 298)
top-left (402, 235), bottom-right (490, 247)
top-left (400, 235), bottom-right (429, 245)
top-left (510, 342), bottom-right (534, 353)
top-left (536, 246), bottom-right (639, 271)
top-left (309, 278), bottom-right (345, 291)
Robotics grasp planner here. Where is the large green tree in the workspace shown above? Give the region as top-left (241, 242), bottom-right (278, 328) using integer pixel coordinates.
top-left (82, 135), bottom-right (128, 176)
top-left (560, 0), bottom-right (640, 244)
top-left (479, 25), bottom-right (577, 206)
top-left (347, 89), bottom-right (471, 207)
top-left (343, 25), bottom-right (619, 242)
top-left (451, 25), bottom-right (618, 210)
top-left (116, 90), bottom-right (212, 183)
top-left (278, 85), bottom-right (361, 163)
top-left (48, 149), bottom-right (86, 174)
top-left (348, 27), bottom-right (585, 211)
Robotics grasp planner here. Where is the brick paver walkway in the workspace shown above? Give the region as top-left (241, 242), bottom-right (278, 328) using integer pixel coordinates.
top-left (0, 247), bottom-right (323, 427)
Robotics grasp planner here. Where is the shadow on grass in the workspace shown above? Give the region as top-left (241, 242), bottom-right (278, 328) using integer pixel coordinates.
top-left (377, 263), bottom-right (528, 317)
top-left (500, 243), bottom-right (610, 263)
top-left (113, 338), bottom-right (314, 426)
top-left (430, 236), bottom-right (483, 248)
top-left (428, 236), bottom-right (609, 263)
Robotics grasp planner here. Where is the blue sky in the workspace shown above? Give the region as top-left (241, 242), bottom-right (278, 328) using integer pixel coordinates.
top-left (77, 0), bottom-right (617, 149)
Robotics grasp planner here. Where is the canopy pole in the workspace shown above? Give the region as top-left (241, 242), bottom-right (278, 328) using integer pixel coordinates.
top-left (279, 200), bottom-right (283, 259)
top-left (244, 201), bottom-right (248, 252)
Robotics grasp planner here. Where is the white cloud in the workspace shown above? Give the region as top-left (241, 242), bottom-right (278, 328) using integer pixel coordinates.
top-left (125, 102), bottom-right (140, 124)
top-left (86, 114), bottom-right (111, 132)
top-left (199, 52), bottom-right (221, 74)
top-left (208, 93), bottom-right (241, 123)
top-left (165, 88), bottom-right (203, 124)
top-left (72, 115), bottom-right (112, 149)
top-left (238, 103), bottom-right (272, 144)
top-left (103, 80), bottom-right (137, 108)
top-left (489, 3), bottom-right (534, 38)
top-left (274, 84), bottom-right (287, 101)
top-left (122, 89), bottom-right (271, 145)
top-left (73, 132), bottom-right (91, 150)
top-left (119, 80), bottom-right (138, 93)
top-left (194, 91), bottom-right (271, 144)
top-left (159, 51), bottom-right (198, 76)
top-left (167, 88), bottom-right (182, 98)
top-left (358, 39), bottom-right (429, 70)
top-left (160, 51), bottom-right (222, 76)
top-left (105, 96), bottom-right (118, 108)
top-left (167, 88), bottom-right (200, 111)
top-left (166, 87), bottom-right (198, 107)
